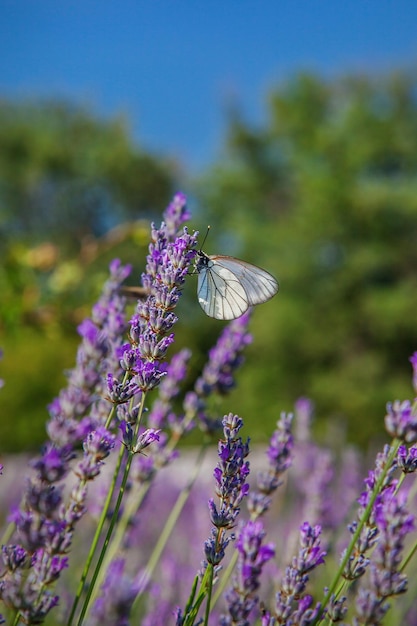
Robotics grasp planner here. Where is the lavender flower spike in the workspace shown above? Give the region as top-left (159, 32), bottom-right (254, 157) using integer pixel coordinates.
top-left (90, 558), bottom-right (140, 626)
top-left (163, 191), bottom-right (192, 237)
top-left (147, 348), bottom-right (192, 430)
top-left (249, 411), bottom-right (294, 519)
top-left (121, 199), bottom-right (198, 396)
top-left (220, 520), bottom-right (275, 626)
top-left (354, 490), bottom-right (414, 624)
top-left (178, 414), bottom-right (251, 624)
top-left (385, 399), bottom-right (417, 443)
top-left (397, 444), bottom-right (417, 473)
top-left (48, 258), bottom-right (132, 446)
top-left (205, 414), bottom-right (250, 567)
top-left (185, 310), bottom-right (253, 434)
top-left (195, 311), bottom-right (252, 398)
top-left (273, 522), bottom-right (325, 624)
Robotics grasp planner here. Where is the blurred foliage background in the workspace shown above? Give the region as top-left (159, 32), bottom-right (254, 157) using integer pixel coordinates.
top-left (1, 70), bottom-right (417, 452)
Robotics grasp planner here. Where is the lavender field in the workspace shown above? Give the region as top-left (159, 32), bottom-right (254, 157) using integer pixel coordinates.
top-left (1, 194), bottom-right (417, 625)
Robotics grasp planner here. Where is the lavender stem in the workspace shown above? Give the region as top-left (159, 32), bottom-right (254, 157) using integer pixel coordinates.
top-left (67, 440), bottom-right (125, 626)
top-left (76, 392), bottom-right (147, 626)
top-left (133, 441), bottom-right (210, 610)
top-left (311, 438), bottom-right (401, 626)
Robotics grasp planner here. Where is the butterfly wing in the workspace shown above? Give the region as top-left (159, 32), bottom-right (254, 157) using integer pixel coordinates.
top-left (197, 259), bottom-right (249, 319)
top-left (214, 256), bottom-right (279, 306)
top-left (197, 253), bottom-right (279, 320)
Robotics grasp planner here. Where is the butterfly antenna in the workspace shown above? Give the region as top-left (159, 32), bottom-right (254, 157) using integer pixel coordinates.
top-left (199, 225), bottom-right (211, 251)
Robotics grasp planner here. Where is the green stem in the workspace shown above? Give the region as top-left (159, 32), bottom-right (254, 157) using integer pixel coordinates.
top-left (104, 401), bottom-right (118, 431)
top-left (96, 408), bottom-right (203, 591)
top-left (96, 481), bottom-right (149, 584)
top-left (133, 442), bottom-right (209, 610)
top-left (1, 520), bottom-right (16, 546)
top-left (401, 532), bottom-right (417, 573)
top-left (311, 439), bottom-right (401, 626)
top-left (67, 441), bottom-right (125, 626)
top-left (75, 392), bottom-right (147, 626)
top-left (203, 563), bottom-right (214, 626)
top-left (66, 377), bottom-right (129, 625)
top-left (212, 549), bottom-right (238, 608)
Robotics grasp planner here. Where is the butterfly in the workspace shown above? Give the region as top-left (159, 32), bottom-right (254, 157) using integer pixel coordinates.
top-left (195, 249), bottom-right (279, 320)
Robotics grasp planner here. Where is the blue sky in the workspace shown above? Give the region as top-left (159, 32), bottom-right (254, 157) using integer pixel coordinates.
top-left (1, 1), bottom-right (417, 171)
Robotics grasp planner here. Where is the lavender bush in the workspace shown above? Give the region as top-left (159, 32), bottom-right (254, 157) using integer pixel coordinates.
top-left (1, 193), bottom-right (417, 625)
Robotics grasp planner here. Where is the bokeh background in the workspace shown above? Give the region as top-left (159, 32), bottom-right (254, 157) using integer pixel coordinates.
top-left (1, 1), bottom-right (417, 451)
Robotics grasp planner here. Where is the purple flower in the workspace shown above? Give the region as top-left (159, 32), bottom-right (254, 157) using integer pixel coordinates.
top-left (2, 424), bottom-right (115, 622)
top-left (4, 307), bottom-right (123, 616)
top-left (133, 428), bottom-right (161, 454)
top-left (120, 420), bottom-right (135, 448)
top-left (1, 545), bottom-right (28, 571)
top-left (195, 311), bottom-right (252, 398)
top-left (182, 312), bottom-right (253, 436)
top-left (358, 446), bottom-right (397, 514)
top-left (129, 429), bottom-right (177, 485)
top-left (204, 414), bottom-right (250, 568)
top-left (297, 522), bottom-right (326, 572)
top-left (272, 523), bottom-right (325, 623)
top-left (0, 548), bottom-right (63, 623)
top-left (133, 359), bottom-right (167, 392)
top-left (266, 412), bottom-right (294, 476)
top-left (249, 412), bottom-right (294, 518)
top-left (300, 447), bottom-right (335, 531)
top-left (123, 202), bottom-right (197, 395)
top-left (344, 445), bottom-right (398, 581)
top-left (32, 549), bottom-right (69, 585)
top-left (163, 192), bottom-right (192, 237)
top-left (260, 611), bottom-right (275, 626)
top-left (221, 520), bottom-right (275, 625)
top-left (148, 348), bottom-right (192, 430)
top-left (83, 426), bottom-right (116, 460)
top-left (292, 398), bottom-right (337, 532)
top-left (288, 594), bottom-right (322, 624)
top-left (353, 491), bottom-right (414, 623)
top-left (385, 400), bottom-right (417, 443)
top-left (30, 444), bottom-right (75, 483)
top-left (90, 558), bottom-right (140, 626)
top-left (106, 373), bottom-right (141, 404)
top-left (355, 588), bottom-right (389, 625)
top-left (372, 493), bottom-right (413, 591)
top-left (326, 594), bottom-right (348, 622)
top-left (76, 426), bottom-right (115, 480)
top-left (397, 444), bottom-right (417, 473)
top-left (47, 259), bottom-right (132, 447)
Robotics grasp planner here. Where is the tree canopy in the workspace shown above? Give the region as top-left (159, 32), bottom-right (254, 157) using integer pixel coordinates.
top-left (0, 100), bottom-right (175, 248)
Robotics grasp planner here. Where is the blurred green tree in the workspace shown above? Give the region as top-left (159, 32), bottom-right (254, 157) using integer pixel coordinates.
top-left (0, 100), bottom-right (178, 331)
top-left (196, 71), bottom-right (417, 446)
top-left (0, 100), bottom-right (175, 249)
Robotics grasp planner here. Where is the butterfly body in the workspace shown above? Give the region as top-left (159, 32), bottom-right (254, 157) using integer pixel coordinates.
top-left (196, 250), bottom-right (279, 320)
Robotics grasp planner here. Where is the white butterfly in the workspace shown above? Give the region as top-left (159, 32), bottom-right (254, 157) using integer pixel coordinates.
top-left (195, 250), bottom-right (279, 320)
